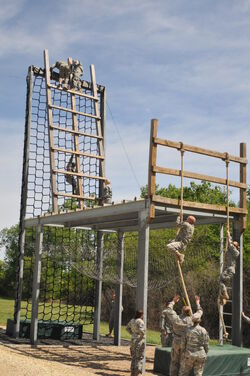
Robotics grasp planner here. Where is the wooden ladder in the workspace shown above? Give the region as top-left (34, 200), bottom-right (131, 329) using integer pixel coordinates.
top-left (44, 49), bottom-right (105, 213)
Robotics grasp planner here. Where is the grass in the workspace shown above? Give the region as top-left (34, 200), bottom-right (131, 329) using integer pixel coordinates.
top-left (0, 297), bottom-right (218, 346)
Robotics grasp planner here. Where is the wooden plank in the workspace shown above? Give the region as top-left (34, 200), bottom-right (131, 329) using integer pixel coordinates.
top-left (153, 166), bottom-right (247, 189)
top-left (54, 169), bottom-right (106, 180)
top-left (90, 65), bottom-right (105, 179)
top-left (152, 195), bottom-right (248, 215)
top-left (49, 104), bottom-right (101, 120)
top-left (68, 57), bottom-right (84, 209)
top-left (48, 83), bottom-right (98, 101)
top-left (50, 125), bottom-right (103, 140)
top-left (147, 119), bottom-right (158, 222)
top-left (44, 49), bottom-right (58, 213)
top-left (154, 137), bottom-right (248, 164)
top-left (55, 192), bottom-right (96, 200)
top-left (240, 143), bottom-right (247, 231)
top-left (52, 146), bottom-right (104, 160)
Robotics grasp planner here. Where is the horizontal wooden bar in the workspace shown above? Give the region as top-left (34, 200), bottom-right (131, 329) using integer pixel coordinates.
top-left (152, 195), bottom-right (248, 215)
top-left (54, 169), bottom-right (106, 180)
top-left (48, 84), bottom-right (98, 101)
top-left (154, 137), bottom-right (248, 164)
top-left (54, 191), bottom-right (96, 200)
top-left (50, 125), bottom-right (103, 140)
top-left (153, 166), bottom-right (247, 189)
top-left (52, 146), bottom-right (104, 160)
top-left (49, 104), bottom-right (101, 120)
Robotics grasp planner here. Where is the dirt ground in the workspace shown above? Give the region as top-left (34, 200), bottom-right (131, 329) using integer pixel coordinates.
top-left (0, 327), bottom-right (161, 376)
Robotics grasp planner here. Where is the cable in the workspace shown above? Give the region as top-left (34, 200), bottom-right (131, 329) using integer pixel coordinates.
top-left (107, 101), bottom-right (141, 190)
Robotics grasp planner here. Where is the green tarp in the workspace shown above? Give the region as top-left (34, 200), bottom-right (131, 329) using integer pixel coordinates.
top-left (154, 344), bottom-right (250, 376)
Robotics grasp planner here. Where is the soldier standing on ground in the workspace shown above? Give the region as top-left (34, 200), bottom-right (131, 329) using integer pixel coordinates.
top-left (106, 291), bottom-right (116, 337)
top-left (166, 216), bottom-right (196, 264)
top-left (126, 310), bottom-right (146, 376)
top-left (160, 302), bottom-right (173, 347)
top-left (219, 230), bottom-right (240, 304)
top-left (166, 294), bottom-right (203, 376)
top-left (180, 316), bottom-right (209, 376)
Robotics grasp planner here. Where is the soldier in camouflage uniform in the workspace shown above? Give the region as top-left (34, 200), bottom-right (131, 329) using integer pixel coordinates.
top-left (102, 179), bottom-right (112, 204)
top-left (72, 60), bottom-right (83, 91)
top-left (126, 310), bottom-right (146, 376)
top-left (166, 294), bottom-right (203, 376)
top-left (219, 230), bottom-right (240, 303)
top-left (65, 155), bottom-right (78, 195)
top-left (180, 316), bottom-right (209, 376)
top-left (242, 312), bottom-right (250, 324)
top-left (160, 302), bottom-right (173, 347)
top-left (166, 216), bottom-right (196, 264)
top-left (51, 60), bottom-right (71, 89)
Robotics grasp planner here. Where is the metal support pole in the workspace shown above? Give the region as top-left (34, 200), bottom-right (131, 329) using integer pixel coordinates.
top-left (232, 221), bottom-right (243, 346)
top-left (13, 66), bottom-right (33, 337)
top-left (114, 231), bottom-right (125, 346)
top-left (219, 224), bottom-right (224, 346)
top-left (30, 222), bottom-right (43, 345)
top-left (93, 231), bottom-right (104, 340)
top-left (136, 209), bottom-right (149, 373)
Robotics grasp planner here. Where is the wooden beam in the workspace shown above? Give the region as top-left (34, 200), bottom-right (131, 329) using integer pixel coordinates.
top-left (240, 143), bottom-right (247, 231)
top-left (153, 166), bottom-right (247, 189)
top-left (152, 195), bottom-right (248, 215)
top-left (54, 191), bottom-right (96, 200)
top-left (54, 169), bottom-right (106, 180)
top-left (154, 137), bottom-right (248, 164)
top-left (49, 104), bottom-right (101, 120)
top-left (50, 125), bottom-right (103, 140)
top-left (52, 146), bottom-right (104, 160)
top-left (48, 83), bottom-right (98, 101)
top-left (148, 119), bottom-right (158, 221)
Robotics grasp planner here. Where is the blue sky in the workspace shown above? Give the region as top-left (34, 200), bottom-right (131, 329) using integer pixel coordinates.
top-left (0, 0), bottom-right (250, 231)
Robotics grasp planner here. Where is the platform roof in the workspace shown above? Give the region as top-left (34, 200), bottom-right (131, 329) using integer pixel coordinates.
top-left (24, 198), bottom-right (234, 232)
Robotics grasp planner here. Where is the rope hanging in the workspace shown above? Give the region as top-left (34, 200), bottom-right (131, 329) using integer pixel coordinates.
top-left (225, 153), bottom-right (230, 253)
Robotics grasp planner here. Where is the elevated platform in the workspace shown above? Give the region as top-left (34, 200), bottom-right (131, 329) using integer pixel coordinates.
top-left (24, 198), bottom-right (233, 232)
top-left (154, 345), bottom-right (250, 376)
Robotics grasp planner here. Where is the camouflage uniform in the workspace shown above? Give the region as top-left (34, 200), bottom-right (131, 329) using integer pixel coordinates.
top-left (166, 301), bottom-right (203, 376)
top-left (72, 60), bottom-right (83, 91)
top-left (166, 216), bottom-right (194, 255)
top-left (219, 235), bottom-right (240, 298)
top-left (180, 324), bottom-right (209, 376)
top-left (126, 318), bottom-right (146, 376)
top-left (160, 308), bottom-right (173, 347)
top-left (65, 155), bottom-right (78, 195)
top-left (102, 184), bottom-right (112, 204)
top-left (52, 61), bottom-right (71, 89)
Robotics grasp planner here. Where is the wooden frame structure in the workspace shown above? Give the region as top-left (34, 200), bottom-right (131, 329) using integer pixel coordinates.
top-left (148, 119), bottom-right (248, 231)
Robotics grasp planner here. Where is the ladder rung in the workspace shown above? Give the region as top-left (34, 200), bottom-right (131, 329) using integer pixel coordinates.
top-left (54, 169), bottom-right (106, 181)
top-left (52, 147), bottom-right (105, 160)
top-left (50, 125), bottom-right (103, 140)
top-left (225, 325), bottom-right (232, 329)
top-left (55, 192), bottom-right (96, 200)
top-left (48, 84), bottom-right (98, 101)
top-left (49, 104), bottom-right (101, 120)
top-left (223, 312), bottom-right (232, 316)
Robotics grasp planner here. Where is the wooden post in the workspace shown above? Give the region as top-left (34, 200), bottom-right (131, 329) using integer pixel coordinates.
top-left (240, 143), bottom-right (247, 232)
top-left (219, 224), bottom-right (224, 345)
top-left (148, 119), bottom-right (158, 222)
top-left (68, 58), bottom-right (84, 209)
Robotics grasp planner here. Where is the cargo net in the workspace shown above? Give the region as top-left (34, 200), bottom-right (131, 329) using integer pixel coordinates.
top-left (26, 68), bottom-right (101, 218)
top-left (20, 225), bottom-right (221, 326)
